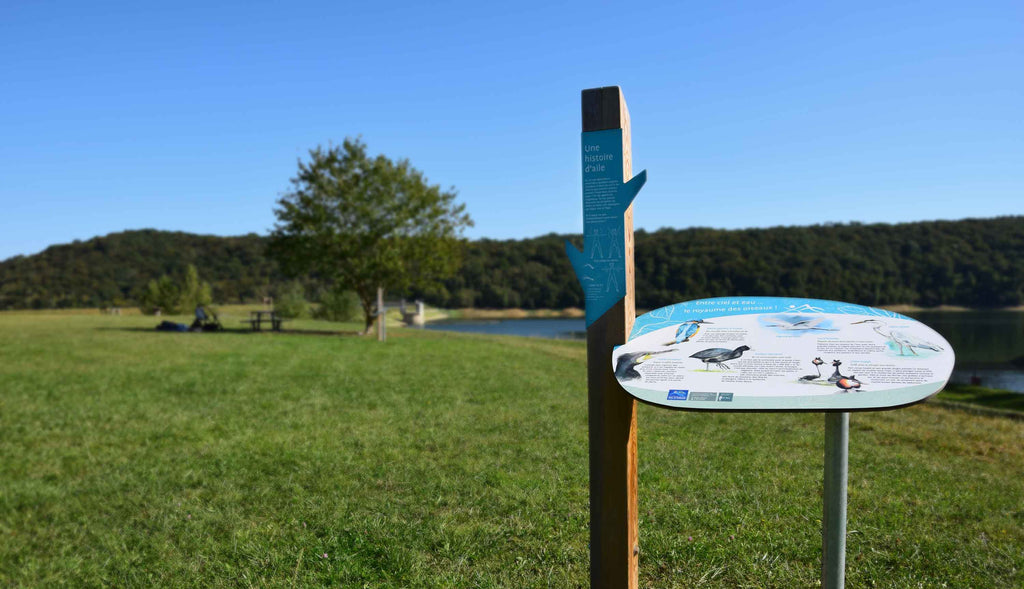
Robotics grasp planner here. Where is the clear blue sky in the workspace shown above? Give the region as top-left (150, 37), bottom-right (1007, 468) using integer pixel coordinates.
top-left (2, 1), bottom-right (1021, 261)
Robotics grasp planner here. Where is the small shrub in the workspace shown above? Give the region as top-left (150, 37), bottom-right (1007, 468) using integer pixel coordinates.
top-left (314, 288), bottom-right (361, 322)
top-left (454, 288), bottom-right (478, 308)
top-left (273, 282), bottom-right (309, 319)
top-left (136, 265), bottom-right (212, 315)
top-left (178, 265), bottom-right (212, 311)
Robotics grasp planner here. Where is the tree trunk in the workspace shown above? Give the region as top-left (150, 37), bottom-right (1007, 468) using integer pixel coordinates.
top-left (362, 304), bottom-right (375, 335)
top-left (357, 289), bottom-right (375, 335)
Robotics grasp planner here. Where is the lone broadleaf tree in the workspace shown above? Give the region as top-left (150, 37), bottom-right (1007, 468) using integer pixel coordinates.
top-left (268, 139), bottom-right (473, 333)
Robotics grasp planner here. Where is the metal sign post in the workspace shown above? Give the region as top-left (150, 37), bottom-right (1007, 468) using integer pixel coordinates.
top-left (823, 412), bottom-right (849, 588)
top-left (376, 286), bottom-right (386, 342)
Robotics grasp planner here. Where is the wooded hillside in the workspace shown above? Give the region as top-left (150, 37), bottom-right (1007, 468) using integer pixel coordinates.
top-left (425, 216), bottom-right (1023, 309)
top-left (0, 230), bottom-right (278, 309)
top-left (2, 217), bottom-right (1021, 310)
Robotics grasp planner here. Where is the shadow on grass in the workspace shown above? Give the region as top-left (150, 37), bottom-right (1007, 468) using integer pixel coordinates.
top-left (96, 327), bottom-right (365, 337)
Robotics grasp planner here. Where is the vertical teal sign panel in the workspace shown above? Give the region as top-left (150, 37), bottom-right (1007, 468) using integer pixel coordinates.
top-left (566, 129), bottom-right (647, 327)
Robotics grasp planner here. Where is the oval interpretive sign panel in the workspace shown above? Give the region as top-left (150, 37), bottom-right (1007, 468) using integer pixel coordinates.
top-left (613, 297), bottom-right (955, 412)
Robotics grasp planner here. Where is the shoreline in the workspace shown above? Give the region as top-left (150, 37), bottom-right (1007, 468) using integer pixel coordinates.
top-left (2, 303), bottom-right (1022, 319)
top-left (422, 304), bottom-right (1024, 322)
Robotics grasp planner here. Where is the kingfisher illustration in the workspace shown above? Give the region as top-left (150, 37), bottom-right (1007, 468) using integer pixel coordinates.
top-left (665, 319), bottom-right (712, 345)
top-left (614, 350), bottom-right (673, 381)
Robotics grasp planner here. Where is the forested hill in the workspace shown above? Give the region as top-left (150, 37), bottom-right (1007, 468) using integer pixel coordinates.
top-left (432, 216), bottom-right (1024, 310)
top-left (0, 230), bottom-right (279, 309)
top-left (1, 217), bottom-right (1022, 310)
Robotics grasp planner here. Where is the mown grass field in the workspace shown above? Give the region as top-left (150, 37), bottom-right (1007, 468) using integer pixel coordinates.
top-left (1, 311), bottom-right (1021, 587)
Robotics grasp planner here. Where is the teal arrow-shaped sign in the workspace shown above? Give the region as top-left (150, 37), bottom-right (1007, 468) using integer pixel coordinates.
top-left (566, 128), bottom-right (647, 327)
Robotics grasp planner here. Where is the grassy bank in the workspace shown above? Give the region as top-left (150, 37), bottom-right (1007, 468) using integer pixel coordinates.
top-left (1, 312), bottom-right (1021, 586)
top-left (429, 304), bottom-right (1024, 322)
top-left (937, 383), bottom-right (1024, 414)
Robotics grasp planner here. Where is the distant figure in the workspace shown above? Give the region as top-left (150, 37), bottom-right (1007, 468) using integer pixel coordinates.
top-left (190, 305), bottom-right (222, 332)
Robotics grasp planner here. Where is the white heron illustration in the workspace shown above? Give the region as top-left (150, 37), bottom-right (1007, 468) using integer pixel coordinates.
top-left (851, 319), bottom-right (943, 356)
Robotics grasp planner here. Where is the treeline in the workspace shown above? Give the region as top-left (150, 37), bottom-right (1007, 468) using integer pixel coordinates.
top-left (0, 230), bottom-right (281, 309)
top-left (415, 216), bottom-right (1024, 309)
top-left (1, 217), bottom-right (1022, 311)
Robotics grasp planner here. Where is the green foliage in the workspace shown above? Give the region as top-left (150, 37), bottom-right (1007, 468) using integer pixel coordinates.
top-left (1, 217), bottom-right (1022, 311)
top-left (0, 312), bottom-right (1021, 586)
top-left (421, 216), bottom-right (1024, 310)
top-left (313, 287), bottom-right (361, 322)
top-left (453, 288), bottom-right (478, 308)
top-left (179, 264), bottom-right (213, 311)
top-left (272, 281), bottom-right (309, 319)
top-left (138, 275), bottom-right (179, 314)
top-left (137, 264), bottom-right (211, 315)
top-left (0, 229), bottom-right (280, 310)
top-left (938, 383), bottom-right (1024, 413)
top-left (268, 138), bottom-right (473, 331)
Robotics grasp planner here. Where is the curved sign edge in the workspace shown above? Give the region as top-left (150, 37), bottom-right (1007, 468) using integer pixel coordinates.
top-left (614, 296), bottom-right (955, 412)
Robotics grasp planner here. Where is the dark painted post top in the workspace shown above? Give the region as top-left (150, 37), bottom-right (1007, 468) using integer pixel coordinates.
top-left (582, 86), bottom-right (626, 132)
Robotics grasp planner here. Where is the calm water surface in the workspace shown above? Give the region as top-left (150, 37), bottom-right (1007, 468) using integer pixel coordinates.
top-left (424, 317), bottom-right (586, 340)
top-left (424, 312), bottom-right (1024, 393)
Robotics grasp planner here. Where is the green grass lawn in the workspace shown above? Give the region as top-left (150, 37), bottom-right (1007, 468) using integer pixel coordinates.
top-left (938, 383), bottom-right (1024, 414)
top-left (1, 312), bottom-right (1021, 587)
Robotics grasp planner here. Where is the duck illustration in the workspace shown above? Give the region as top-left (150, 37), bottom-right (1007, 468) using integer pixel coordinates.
top-left (689, 345), bottom-right (750, 371)
top-left (836, 375), bottom-right (863, 392)
top-left (799, 357), bottom-right (826, 381)
top-left (852, 319), bottom-right (943, 356)
top-left (614, 350), bottom-right (673, 381)
top-left (665, 319), bottom-right (712, 345)
top-left (827, 359), bottom-right (847, 383)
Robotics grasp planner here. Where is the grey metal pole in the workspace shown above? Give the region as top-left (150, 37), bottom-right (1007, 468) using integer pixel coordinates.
top-left (822, 411), bottom-right (849, 588)
top-left (377, 286), bottom-right (386, 342)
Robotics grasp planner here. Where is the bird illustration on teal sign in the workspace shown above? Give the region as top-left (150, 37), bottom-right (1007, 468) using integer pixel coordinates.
top-left (689, 345), bottom-right (750, 371)
top-left (666, 319), bottom-right (712, 346)
top-left (614, 350), bottom-right (673, 381)
top-left (851, 319), bottom-right (944, 356)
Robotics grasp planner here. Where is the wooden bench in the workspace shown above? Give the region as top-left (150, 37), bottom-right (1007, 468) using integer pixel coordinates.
top-left (244, 311), bottom-right (288, 332)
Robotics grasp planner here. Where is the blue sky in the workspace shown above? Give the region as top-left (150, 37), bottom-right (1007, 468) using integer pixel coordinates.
top-left (2, 1), bottom-right (1021, 261)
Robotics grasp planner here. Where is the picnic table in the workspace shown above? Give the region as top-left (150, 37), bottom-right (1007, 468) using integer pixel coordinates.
top-left (244, 310), bottom-right (286, 332)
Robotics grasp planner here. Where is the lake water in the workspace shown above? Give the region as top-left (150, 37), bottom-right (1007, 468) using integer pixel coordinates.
top-left (423, 311), bottom-right (1024, 393)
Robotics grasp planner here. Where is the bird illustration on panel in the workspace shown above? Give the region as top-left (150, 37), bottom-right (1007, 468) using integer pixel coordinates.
top-left (614, 350), bottom-right (673, 381)
top-left (799, 357), bottom-right (826, 381)
top-left (665, 319), bottom-right (712, 346)
top-left (689, 345), bottom-right (750, 371)
top-left (852, 319), bottom-right (944, 356)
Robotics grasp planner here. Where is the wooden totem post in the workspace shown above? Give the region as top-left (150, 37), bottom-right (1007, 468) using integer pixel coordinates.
top-left (567, 86), bottom-right (647, 589)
